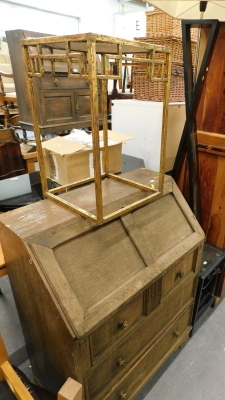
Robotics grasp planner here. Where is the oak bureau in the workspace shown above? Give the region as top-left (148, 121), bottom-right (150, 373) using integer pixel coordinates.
top-left (0, 169), bottom-right (204, 399)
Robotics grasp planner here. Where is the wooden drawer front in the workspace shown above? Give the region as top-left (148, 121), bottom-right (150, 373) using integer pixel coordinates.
top-left (104, 307), bottom-right (191, 400)
top-left (145, 278), bottom-right (162, 315)
top-left (90, 293), bottom-right (144, 361)
top-left (162, 252), bottom-right (194, 298)
top-left (85, 279), bottom-right (194, 400)
top-left (41, 77), bottom-right (89, 90)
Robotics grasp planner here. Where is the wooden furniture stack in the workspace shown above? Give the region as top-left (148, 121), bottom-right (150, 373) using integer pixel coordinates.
top-left (0, 33), bottom-right (205, 399)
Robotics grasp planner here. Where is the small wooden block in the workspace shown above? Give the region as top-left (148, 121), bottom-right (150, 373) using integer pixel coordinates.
top-left (57, 377), bottom-right (82, 400)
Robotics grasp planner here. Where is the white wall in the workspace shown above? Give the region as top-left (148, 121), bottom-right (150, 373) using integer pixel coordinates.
top-left (0, 0), bottom-right (119, 37)
top-left (78, 0), bottom-right (119, 36)
top-left (114, 11), bottom-right (146, 40)
top-left (0, 1), bottom-right (79, 35)
top-left (0, 0), bottom-right (150, 92)
top-left (0, 0), bottom-right (150, 39)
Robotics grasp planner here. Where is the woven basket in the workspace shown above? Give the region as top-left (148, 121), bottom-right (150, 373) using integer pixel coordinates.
top-left (133, 63), bottom-right (185, 103)
top-left (145, 8), bottom-right (198, 42)
top-left (135, 36), bottom-right (197, 66)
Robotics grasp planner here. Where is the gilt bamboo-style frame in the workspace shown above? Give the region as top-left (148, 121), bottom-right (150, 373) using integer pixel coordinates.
top-left (21, 33), bottom-right (171, 225)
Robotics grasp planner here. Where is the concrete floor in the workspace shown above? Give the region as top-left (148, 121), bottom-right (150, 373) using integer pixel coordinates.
top-left (0, 274), bottom-right (225, 400)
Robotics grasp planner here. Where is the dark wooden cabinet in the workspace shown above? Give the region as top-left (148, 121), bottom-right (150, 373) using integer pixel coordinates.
top-left (32, 76), bottom-right (101, 134)
top-left (6, 29), bottom-right (102, 135)
top-left (0, 170), bottom-right (204, 399)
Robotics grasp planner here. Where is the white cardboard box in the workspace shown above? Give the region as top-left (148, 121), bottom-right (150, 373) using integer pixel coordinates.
top-left (42, 130), bottom-right (134, 185)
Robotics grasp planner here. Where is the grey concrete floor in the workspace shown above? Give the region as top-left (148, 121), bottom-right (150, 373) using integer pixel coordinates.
top-left (1, 275), bottom-right (225, 400)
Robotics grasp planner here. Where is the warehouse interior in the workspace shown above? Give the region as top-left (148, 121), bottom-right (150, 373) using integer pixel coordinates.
top-left (0, 1), bottom-right (225, 400)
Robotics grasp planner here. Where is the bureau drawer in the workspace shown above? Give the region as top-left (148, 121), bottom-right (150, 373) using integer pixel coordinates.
top-left (161, 252), bottom-right (195, 298)
top-left (104, 307), bottom-right (191, 400)
top-left (85, 278), bottom-right (194, 400)
top-left (40, 77), bottom-right (89, 90)
top-left (90, 293), bottom-right (144, 361)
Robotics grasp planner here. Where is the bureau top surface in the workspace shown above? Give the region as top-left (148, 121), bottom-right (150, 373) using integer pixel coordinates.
top-left (0, 169), bottom-right (204, 338)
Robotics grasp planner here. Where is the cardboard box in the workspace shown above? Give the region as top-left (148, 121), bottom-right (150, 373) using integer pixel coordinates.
top-left (42, 130), bottom-right (134, 185)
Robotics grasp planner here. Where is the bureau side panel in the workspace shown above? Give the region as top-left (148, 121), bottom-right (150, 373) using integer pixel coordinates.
top-left (0, 223), bottom-right (90, 394)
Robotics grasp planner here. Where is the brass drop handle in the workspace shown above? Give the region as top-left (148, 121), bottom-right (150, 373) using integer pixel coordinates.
top-left (117, 358), bottom-right (126, 367)
top-left (118, 320), bottom-right (128, 330)
top-left (174, 330), bottom-right (180, 338)
top-left (119, 391), bottom-right (127, 399)
top-left (54, 78), bottom-right (59, 87)
top-left (176, 270), bottom-right (184, 279)
top-left (76, 103), bottom-right (79, 113)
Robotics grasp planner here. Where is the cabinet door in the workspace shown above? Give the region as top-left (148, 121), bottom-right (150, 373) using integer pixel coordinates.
top-left (75, 89), bottom-right (102, 124)
top-left (40, 90), bottom-right (76, 127)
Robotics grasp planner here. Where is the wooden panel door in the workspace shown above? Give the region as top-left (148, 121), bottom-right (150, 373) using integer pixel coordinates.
top-left (196, 23), bottom-right (225, 134)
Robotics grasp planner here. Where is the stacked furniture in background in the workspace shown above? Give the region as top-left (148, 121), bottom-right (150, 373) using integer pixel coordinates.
top-left (133, 8), bottom-right (197, 102)
top-left (6, 29), bottom-right (103, 137)
top-left (0, 41), bottom-right (18, 126)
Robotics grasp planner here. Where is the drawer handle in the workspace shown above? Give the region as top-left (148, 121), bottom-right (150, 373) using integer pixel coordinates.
top-left (173, 330), bottom-right (180, 338)
top-left (54, 79), bottom-right (59, 87)
top-left (117, 320), bottom-right (128, 330)
top-left (119, 391), bottom-right (127, 399)
top-left (176, 270), bottom-right (184, 279)
top-left (76, 103), bottom-right (79, 113)
top-left (117, 358), bottom-right (126, 367)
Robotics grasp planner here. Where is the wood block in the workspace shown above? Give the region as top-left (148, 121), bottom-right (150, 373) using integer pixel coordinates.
top-left (58, 377), bottom-right (82, 400)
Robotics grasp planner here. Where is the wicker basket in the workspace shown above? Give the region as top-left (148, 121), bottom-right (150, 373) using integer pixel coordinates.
top-left (135, 36), bottom-right (197, 66)
top-left (133, 63), bottom-right (185, 103)
top-left (145, 8), bottom-right (198, 42)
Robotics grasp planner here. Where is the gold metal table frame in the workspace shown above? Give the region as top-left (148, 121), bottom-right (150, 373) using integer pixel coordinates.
top-left (21, 32), bottom-right (172, 225)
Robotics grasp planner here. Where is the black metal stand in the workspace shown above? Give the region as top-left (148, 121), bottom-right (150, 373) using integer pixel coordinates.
top-left (172, 19), bottom-right (220, 224)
